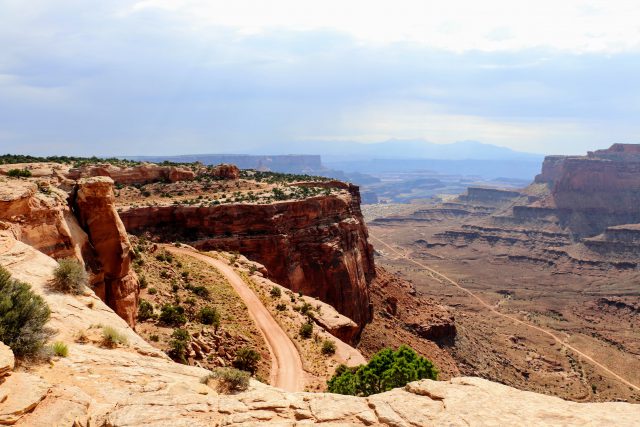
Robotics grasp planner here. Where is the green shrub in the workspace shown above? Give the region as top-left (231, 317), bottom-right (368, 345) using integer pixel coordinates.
top-left (149, 334), bottom-right (159, 342)
top-left (148, 287), bottom-right (157, 295)
top-left (7, 168), bottom-right (32, 178)
top-left (102, 326), bottom-right (128, 348)
top-left (0, 267), bottom-right (51, 357)
top-left (321, 339), bottom-right (336, 355)
top-left (299, 322), bottom-right (313, 339)
top-left (327, 346), bottom-right (438, 396)
top-left (270, 286), bottom-right (281, 298)
top-left (168, 328), bottom-right (190, 363)
top-left (232, 347), bottom-right (261, 374)
top-left (138, 275), bottom-right (148, 289)
top-left (203, 367), bottom-right (250, 393)
top-left (198, 306), bottom-right (220, 330)
top-left (52, 258), bottom-right (88, 294)
top-left (299, 302), bottom-right (313, 316)
top-left (190, 285), bottom-right (209, 298)
top-left (137, 299), bottom-right (155, 321)
top-left (52, 341), bottom-right (68, 357)
top-left (275, 303), bottom-right (287, 311)
top-left (155, 252), bottom-right (173, 263)
top-left (159, 304), bottom-right (186, 326)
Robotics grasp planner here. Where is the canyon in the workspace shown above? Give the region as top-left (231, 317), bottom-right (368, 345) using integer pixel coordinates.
top-left (0, 152), bottom-right (639, 425)
top-left (1, 230), bottom-right (638, 426)
top-left (365, 144), bottom-right (640, 403)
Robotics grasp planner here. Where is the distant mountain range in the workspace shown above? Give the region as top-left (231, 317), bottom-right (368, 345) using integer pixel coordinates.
top-left (254, 139), bottom-right (542, 162)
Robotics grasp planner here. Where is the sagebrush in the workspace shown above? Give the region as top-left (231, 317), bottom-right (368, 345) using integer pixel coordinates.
top-left (202, 367), bottom-right (250, 393)
top-left (0, 267), bottom-right (51, 357)
top-left (52, 259), bottom-right (88, 294)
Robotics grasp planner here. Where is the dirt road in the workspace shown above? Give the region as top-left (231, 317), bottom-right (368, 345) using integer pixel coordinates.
top-left (167, 247), bottom-right (305, 392)
top-left (370, 233), bottom-right (640, 393)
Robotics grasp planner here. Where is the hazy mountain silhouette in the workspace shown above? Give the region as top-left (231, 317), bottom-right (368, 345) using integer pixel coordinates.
top-left (256, 139), bottom-right (542, 161)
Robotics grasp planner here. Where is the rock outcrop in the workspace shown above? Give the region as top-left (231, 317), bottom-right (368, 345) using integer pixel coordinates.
top-left (120, 182), bottom-right (375, 328)
top-left (74, 177), bottom-right (139, 327)
top-left (207, 163), bottom-right (240, 180)
top-left (66, 162), bottom-right (195, 185)
top-left (458, 187), bottom-right (522, 205)
top-left (0, 175), bottom-right (138, 327)
top-left (0, 179), bottom-right (90, 261)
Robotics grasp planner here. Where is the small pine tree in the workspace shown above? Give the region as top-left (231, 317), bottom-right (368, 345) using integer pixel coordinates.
top-left (327, 345), bottom-right (438, 397)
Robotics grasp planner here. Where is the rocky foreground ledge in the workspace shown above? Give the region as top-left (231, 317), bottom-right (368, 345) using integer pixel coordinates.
top-left (0, 236), bottom-right (638, 426)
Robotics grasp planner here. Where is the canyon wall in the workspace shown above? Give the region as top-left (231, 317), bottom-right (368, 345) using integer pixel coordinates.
top-left (120, 184), bottom-right (375, 327)
top-left (534, 155), bottom-right (570, 184)
top-left (527, 144), bottom-right (640, 237)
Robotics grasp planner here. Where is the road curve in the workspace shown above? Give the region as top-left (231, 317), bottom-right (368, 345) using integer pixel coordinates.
top-left (370, 233), bottom-right (640, 393)
top-left (167, 247), bottom-right (305, 392)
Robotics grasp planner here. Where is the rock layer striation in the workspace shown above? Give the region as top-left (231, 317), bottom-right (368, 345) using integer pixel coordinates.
top-left (120, 182), bottom-right (375, 328)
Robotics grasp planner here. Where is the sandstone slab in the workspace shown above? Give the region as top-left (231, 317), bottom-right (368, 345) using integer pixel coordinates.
top-left (0, 372), bottom-right (49, 425)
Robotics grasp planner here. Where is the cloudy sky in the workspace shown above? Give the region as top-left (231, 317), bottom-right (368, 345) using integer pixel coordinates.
top-left (1, 0), bottom-right (639, 156)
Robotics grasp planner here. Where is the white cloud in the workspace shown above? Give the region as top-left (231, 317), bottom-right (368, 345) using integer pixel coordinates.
top-left (128, 0), bottom-right (640, 52)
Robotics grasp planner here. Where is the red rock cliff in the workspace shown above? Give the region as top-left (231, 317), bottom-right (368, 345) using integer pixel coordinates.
top-left (525, 144), bottom-right (640, 237)
top-left (120, 183), bottom-right (375, 327)
top-left (74, 177), bottom-right (139, 326)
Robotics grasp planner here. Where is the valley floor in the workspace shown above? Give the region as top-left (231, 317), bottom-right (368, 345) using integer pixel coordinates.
top-left (365, 203), bottom-right (640, 403)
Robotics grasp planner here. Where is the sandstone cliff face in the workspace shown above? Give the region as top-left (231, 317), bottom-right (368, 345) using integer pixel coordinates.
top-left (0, 179), bottom-right (89, 261)
top-left (120, 184), bottom-right (375, 327)
top-left (534, 155), bottom-right (569, 183)
top-left (66, 162), bottom-right (195, 185)
top-left (74, 177), bottom-right (139, 327)
top-left (526, 144), bottom-right (640, 237)
top-left (0, 176), bottom-right (138, 327)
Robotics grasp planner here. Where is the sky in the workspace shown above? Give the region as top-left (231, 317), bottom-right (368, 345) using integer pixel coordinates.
top-left (1, 0), bottom-right (639, 156)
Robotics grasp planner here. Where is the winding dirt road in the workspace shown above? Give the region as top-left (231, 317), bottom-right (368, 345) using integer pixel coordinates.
top-left (167, 247), bottom-right (305, 392)
top-left (370, 233), bottom-right (640, 392)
